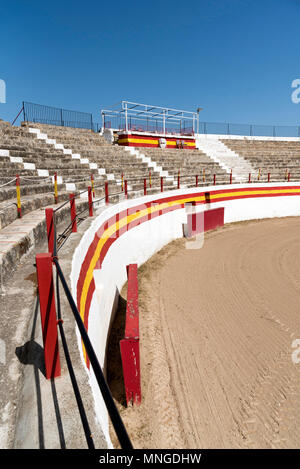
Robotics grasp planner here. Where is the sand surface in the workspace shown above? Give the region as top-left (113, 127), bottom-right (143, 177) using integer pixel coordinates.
top-left (108, 217), bottom-right (300, 449)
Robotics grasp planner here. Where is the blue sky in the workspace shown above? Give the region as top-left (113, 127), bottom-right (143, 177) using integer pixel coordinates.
top-left (1, 0), bottom-right (300, 126)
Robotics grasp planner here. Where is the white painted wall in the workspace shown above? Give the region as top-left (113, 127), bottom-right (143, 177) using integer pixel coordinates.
top-left (70, 182), bottom-right (300, 447)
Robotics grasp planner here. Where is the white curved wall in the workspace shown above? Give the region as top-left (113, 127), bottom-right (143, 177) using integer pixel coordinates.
top-left (71, 182), bottom-right (300, 446)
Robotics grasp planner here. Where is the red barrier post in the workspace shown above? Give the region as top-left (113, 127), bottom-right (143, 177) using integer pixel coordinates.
top-left (230, 172), bottom-right (232, 184)
top-left (105, 181), bottom-right (109, 205)
top-left (125, 180), bottom-right (128, 199)
top-left (121, 172), bottom-right (124, 191)
top-left (143, 178), bottom-right (147, 196)
top-left (45, 208), bottom-right (55, 254)
top-left (196, 175), bottom-right (198, 187)
top-left (91, 174), bottom-right (95, 198)
top-left (120, 264), bottom-right (141, 406)
top-left (88, 186), bottom-right (93, 217)
top-left (177, 170), bottom-right (180, 189)
top-left (69, 193), bottom-right (77, 233)
top-left (36, 253), bottom-right (61, 379)
top-left (16, 174), bottom-right (22, 218)
top-left (288, 172), bottom-right (291, 182)
top-left (161, 176), bottom-right (164, 192)
top-left (268, 172), bottom-right (270, 183)
top-left (213, 174), bottom-right (216, 185)
top-left (248, 173), bottom-right (251, 183)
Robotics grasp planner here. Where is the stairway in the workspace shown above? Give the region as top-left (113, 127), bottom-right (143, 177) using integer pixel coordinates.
top-left (195, 136), bottom-right (254, 182)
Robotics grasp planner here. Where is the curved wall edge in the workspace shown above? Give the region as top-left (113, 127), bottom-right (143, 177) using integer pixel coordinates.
top-left (70, 182), bottom-right (300, 446)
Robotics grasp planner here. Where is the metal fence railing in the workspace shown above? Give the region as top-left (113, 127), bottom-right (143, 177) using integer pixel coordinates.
top-left (198, 122), bottom-right (300, 138)
top-left (21, 102), bottom-right (101, 132)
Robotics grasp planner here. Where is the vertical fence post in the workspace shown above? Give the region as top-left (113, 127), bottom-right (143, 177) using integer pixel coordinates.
top-left (149, 170), bottom-right (152, 188)
top-left (91, 174), bottom-right (95, 198)
top-left (230, 171), bottom-right (232, 184)
top-left (268, 172), bottom-right (270, 183)
top-left (54, 172), bottom-right (58, 204)
top-left (124, 180), bottom-right (128, 199)
top-left (213, 174), bottom-right (216, 185)
top-left (45, 208), bottom-right (55, 254)
top-left (177, 170), bottom-right (180, 189)
top-left (69, 193), bottom-right (77, 232)
top-left (196, 175), bottom-right (198, 187)
top-left (16, 174), bottom-right (22, 218)
top-left (36, 253), bottom-right (61, 379)
top-left (121, 172), bottom-right (124, 192)
top-left (88, 186), bottom-right (93, 217)
top-left (161, 176), bottom-right (164, 192)
top-left (105, 182), bottom-right (109, 205)
top-left (248, 173), bottom-right (251, 183)
top-left (143, 178), bottom-right (147, 196)
top-left (120, 264), bottom-right (141, 406)
top-left (288, 172), bottom-right (291, 182)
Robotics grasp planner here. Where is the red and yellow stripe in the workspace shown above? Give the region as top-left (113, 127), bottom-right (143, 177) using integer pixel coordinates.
top-left (76, 185), bottom-right (300, 365)
top-left (118, 133), bottom-right (196, 149)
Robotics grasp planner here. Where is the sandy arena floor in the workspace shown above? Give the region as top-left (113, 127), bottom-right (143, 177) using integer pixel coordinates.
top-left (108, 217), bottom-right (300, 449)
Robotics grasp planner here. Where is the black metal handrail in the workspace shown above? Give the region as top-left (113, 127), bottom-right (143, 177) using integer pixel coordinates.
top-left (53, 257), bottom-right (133, 449)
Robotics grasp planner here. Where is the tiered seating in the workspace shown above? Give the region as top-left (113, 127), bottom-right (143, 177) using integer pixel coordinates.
top-left (0, 121), bottom-right (112, 228)
top-left (221, 139), bottom-right (300, 181)
top-left (23, 122), bottom-right (167, 193)
top-left (140, 147), bottom-right (229, 186)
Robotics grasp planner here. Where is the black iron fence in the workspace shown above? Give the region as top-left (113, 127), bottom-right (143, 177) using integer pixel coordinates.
top-left (22, 102), bottom-right (101, 132)
top-left (17, 102), bottom-right (300, 138)
top-left (199, 122), bottom-right (300, 138)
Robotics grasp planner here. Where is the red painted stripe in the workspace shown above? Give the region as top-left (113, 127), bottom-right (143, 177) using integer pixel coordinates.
top-left (77, 185), bottom-right (300, 344)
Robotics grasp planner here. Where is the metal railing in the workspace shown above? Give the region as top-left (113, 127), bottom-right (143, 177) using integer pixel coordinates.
top-left (199, 121), bottom-right (300, 138)
top-left (20, 102), bottom-right (101, 132)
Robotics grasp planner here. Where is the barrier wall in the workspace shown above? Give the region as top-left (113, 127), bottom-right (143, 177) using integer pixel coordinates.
top-left (71, 182), bottom-right (300, 446)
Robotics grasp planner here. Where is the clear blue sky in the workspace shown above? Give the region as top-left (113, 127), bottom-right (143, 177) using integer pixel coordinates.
top-left (1, 0), bottom-right (300, 126)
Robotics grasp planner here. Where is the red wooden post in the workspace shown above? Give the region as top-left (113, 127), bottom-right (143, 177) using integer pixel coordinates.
top-left (121, 172), bottom-right (124, 191)
top-left (120, 264), bottom-right (141, 406)
top-left (177, 170), bottom-right (180, 189)
top-left (248, 173), bottom-right (251, 183)
top-left (268, 172), bottom-right (270, 183)
top-left (88, 186), bottom-right (93, 217)
top-left (213, 174), bottom-right (216, 185)
top-left (91, 173), bottom-right (95, 198)
top-left (288, 172), bottom-right (291, 182)
top-left (105, 181), bottom-right (109, 204)
top-left (161, 176), bottom-right (164, 192)
top-left (69, 193), bottom-right (77, 233)
top-left (16, 174), bottom-right (22, 218)
top-left (45, 208), bottom-right (55, 254)
top-left (143, 178), bottom-right (147, 196)
top-left (196, 175), bottom-right (198, 187)
top-left (125, 180), bottom-right (128, 199)
top-left (36, 253), bottom-right (61, 379)
top-left (230, 171), bottom-right (232, 184)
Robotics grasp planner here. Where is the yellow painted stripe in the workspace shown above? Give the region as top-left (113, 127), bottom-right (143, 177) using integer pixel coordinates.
top-left (79, 186), bottom-right (300, 362)
top-left (118, 137), bottom-right (195, 146)
top-left (16, 186), bottom-right (21, 209)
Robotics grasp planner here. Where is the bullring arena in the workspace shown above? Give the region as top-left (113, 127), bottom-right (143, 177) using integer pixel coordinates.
top-left (1, 101), bottom-right (300, 449)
